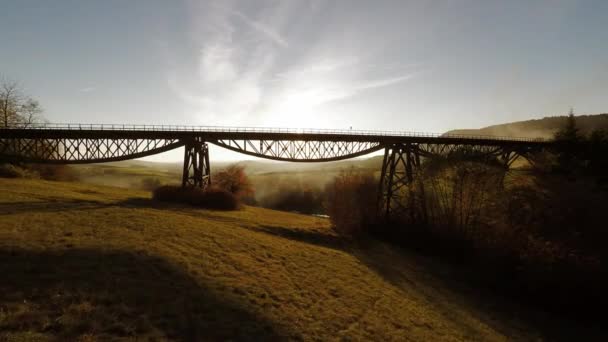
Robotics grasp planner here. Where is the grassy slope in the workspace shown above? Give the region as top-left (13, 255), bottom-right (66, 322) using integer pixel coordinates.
top-left (0, 179), bottom-right (568, 341)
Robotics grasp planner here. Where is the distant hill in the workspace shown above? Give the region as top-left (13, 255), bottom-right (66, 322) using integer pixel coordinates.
top-left (445, 113), bottom-right (608, 139)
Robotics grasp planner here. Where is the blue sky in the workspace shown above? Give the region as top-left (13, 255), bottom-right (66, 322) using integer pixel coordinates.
top-left (1, 0), bottom-right (607, 161)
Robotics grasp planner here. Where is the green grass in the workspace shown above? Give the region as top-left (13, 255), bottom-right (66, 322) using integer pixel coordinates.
top-left (0, 178), bottom-right (584, 341)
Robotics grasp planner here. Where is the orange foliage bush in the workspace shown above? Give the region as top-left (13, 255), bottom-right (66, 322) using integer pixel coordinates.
top-left (213, 164), bottom-right (254, 200)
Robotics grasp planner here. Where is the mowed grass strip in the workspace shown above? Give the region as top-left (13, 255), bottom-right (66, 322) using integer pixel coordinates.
top-left (0, 178), bottom-right (538, 341)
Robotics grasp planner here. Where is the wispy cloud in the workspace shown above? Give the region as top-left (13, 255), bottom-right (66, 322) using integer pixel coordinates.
top-left (80, 86), bottom-right (96, 92)
top-left (165, 1), bottom-right (421, 126)
top-left (276, 73), bottom-right (416, 109)
top-left (231, 10), bottom-right (288, 47)
top-left (356, 74), bottom-right (415, 91)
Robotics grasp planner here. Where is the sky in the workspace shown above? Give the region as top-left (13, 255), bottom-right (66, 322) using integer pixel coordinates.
top-left (1, 0), bottom-right (608, 161)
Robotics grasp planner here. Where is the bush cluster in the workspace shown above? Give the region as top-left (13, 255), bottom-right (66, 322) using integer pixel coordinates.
top-left (324, 170), bottom-right (378, 235)
top-left (0, 163), bottom-right (39, 179)
top-left (324, 156), bottom-right (608, 319)
top-left (0, 163), bottom-right (79, 181)
top-left (152, 185), bottom-right (239, 210)
top-left (139, 177), bottom-right (163, 191)
top-left (256, 180), bottom-right (325, 215)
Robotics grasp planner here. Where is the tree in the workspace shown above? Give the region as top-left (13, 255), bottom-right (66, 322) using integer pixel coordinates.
top-left (587, 129), bottom-right (608, 186)
top-left (1, 79), bottom-right (43, 128)
top-left (554, 108), bottom-right (582, 143)
top-left (553, 108), bottom-right (584, 173)
top-left (213, 164), bottom-right (254, 199)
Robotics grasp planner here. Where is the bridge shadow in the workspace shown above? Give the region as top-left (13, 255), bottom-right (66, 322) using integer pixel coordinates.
top-left (243, 224), bottom-right (607, 341)
top-left (0, 200), bottom-right (108, 215)
top-left (0, 248), bottom-right (286, 341)
top-left (0, 197), bottom-right (185, 216)
top-left (248, 225), bottom-right (349, 251)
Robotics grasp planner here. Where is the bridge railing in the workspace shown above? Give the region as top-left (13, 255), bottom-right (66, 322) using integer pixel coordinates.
top-left (2, 123), bottom-right (546, 142)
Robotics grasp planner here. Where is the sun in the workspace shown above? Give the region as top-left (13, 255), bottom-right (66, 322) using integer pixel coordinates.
top-left (265, 89), bottom-right (338, 129)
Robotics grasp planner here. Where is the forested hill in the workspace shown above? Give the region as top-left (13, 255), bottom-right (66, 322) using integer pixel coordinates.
top-left (445, 113), bottom-right (608, 139)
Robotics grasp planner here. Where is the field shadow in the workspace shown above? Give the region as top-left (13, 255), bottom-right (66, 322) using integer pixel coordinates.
top-left (0, 248), bottom-right (286, 341)
top-left (0, 197), bottom-right (184, 216)
top-left (246, 224), bottom-right (607, 341)
top-left (0, 200), bottom-right (109, 215)
top-left (249, 225), bottom-right (348, 251)
top-left (356, 244), bottom-right (608, 341)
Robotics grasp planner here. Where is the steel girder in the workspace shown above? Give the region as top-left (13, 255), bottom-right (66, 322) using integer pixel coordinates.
top-left (0, 137), bottom-right (182, 164)
top-left (211, 139), bottom-right (383, 162)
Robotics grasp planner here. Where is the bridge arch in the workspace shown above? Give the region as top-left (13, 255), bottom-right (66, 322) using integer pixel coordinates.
top-left (211, 139), bottom-right (384, 162)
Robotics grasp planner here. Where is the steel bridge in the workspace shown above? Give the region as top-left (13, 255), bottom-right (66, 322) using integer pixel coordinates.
top-left (0, 123), bottom-right (551, 218)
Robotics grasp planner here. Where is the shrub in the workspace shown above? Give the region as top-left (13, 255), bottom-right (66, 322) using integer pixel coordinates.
top-left (257, 179), bottom-right (325, 214)
top-left (0, 163), bottom-right (80, 181)
top-left (324, 170), bottom-right (378, 235)
top-left (213, 164), bottom-right (254, 200)
top-left (419, 160), bottom-right (505, 244)
top-left (152, 185), bottom-right (239, 210)
top-left (34, 164), bottom-right (79, 181)
top-left (0, 163), bottom-right (39, 179)
top-left (140, 177), bottom-right (163, 191)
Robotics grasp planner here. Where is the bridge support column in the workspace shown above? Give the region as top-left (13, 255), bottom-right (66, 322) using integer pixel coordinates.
top-left (182, 139), bottom-right (210, 188)
top-left (378, 143), bottom-right (425, 221)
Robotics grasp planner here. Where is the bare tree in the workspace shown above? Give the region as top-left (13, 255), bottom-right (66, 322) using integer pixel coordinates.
top-left (0, 79), bottom-right (43, 128)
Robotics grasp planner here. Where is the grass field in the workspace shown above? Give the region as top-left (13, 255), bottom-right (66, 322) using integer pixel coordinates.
top-left (0, 178), bottom-right (596, 341)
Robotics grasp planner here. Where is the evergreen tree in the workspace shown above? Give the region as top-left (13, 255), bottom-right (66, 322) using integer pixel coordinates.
top-left (554, 108), bottom-right (582, 143)
top-left (553, 108), bottom-right (584, 173)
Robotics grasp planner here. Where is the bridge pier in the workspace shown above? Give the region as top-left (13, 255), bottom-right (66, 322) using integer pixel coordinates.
top-left (378, 143), bottom-right (425, 221)
top-left (182, 139), bottom-right (210, 188)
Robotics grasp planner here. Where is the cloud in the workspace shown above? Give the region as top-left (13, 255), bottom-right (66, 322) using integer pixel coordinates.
top-left (165, 1), bottom-right (421, 126)
top-left (356, 74), bottom-right (415, 91)
top-left (80, 86), bottom-right (96, 92)
top-left (198, 44), bottom-right (238, 82)
top-left (277, 73), bottom-right (416, 108)
top-left (231, 10), bottom-right (288, 47)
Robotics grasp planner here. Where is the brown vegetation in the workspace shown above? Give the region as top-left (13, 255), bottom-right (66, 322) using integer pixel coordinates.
top-left (323, 116), bottom-right (608, 322)
top-left (324, 170), bottom-right (378, 235)
top-left (0, 163), bottom-right (79, 181)
top-left (213, 164), bottom-right (254, 200)
top-left (256, 178), bottom-right (325, 214)
top-left (152, 185), bottom-right (239, 210)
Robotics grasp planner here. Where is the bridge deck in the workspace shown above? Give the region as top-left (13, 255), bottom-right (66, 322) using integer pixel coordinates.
top-left (1, 123), bottom-right (549, 147)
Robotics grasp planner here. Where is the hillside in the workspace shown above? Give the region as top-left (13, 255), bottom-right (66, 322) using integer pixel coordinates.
top-left (446, 113), bottom-right (608, 138)
top-left (0, 178), bottom-right (593, 340)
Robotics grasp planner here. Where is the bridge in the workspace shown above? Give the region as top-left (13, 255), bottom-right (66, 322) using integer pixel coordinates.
top-left (0, 123), bottom-right (550, 217)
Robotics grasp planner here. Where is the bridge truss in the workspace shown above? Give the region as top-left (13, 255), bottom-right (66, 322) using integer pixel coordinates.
top-left (377, 143), bottom-right (540, 220)
top-left (0, 137), bottom-right (182, 164)
top-left (0, 124), bottom-right (549, 219)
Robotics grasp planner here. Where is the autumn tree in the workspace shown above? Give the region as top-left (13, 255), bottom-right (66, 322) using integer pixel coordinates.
top-left (213, 164), bottom-right (254, 199)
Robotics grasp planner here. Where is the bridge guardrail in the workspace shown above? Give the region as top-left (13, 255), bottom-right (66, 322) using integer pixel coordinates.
top-left (2, 123), bottom-right (547, 143)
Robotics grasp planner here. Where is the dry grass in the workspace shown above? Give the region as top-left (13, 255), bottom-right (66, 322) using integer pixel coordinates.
top-left (0, 178), bottom-right (595, 341)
